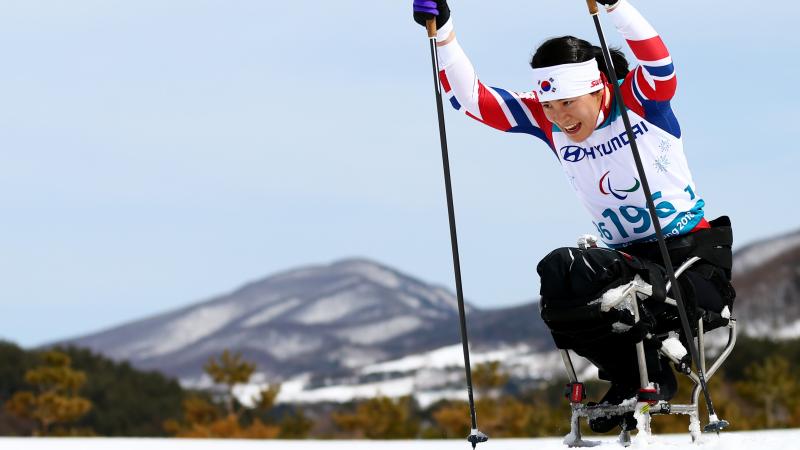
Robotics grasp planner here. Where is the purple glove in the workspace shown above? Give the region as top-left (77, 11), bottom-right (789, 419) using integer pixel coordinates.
top-left (414, 0), bottom-right (438, 15)
top-left (413, 0), bottom-right (450, 29)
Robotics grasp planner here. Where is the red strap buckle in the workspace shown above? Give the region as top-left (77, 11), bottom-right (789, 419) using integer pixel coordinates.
top-left (638, 386), bottom-right (659, 405)
top-left (566, 383), bottom-right (586, 404)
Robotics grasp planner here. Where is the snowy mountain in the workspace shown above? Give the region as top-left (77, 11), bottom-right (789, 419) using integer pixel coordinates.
top-left (731, 228), bottom-right (800, 339)
top-left (55, 227), bottom-right (800, 404)
top-left (732, 229), bottom-right (800, 277)
top-left (58, 258), bottom-right (553, 383)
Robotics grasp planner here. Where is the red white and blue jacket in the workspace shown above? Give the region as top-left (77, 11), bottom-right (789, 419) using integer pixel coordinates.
top-left (435, 0), bottom-right (707, 248)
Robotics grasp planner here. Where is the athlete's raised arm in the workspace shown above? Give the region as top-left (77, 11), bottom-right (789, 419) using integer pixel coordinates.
top-left (606, 0), bottom-right (678, 107)
top-left (413, 0), bottom-right (555, 148)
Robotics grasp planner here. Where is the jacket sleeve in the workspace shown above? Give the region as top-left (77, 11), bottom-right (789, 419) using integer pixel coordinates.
top-left (609, 0), bottom-right (678, 107)
top-left (435, 20), bottom-right (555, 150)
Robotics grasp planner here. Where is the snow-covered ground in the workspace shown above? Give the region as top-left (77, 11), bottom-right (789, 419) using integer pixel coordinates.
top-left (228, 344), bottom-right (598, 408)
top-left (2, 429), bottom-right (799, 450)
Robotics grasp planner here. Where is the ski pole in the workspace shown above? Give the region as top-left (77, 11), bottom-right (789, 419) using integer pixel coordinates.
top-left (424, 18), bottom-right (487, 449)
top-left (582, 0), bottom-right (728, 433)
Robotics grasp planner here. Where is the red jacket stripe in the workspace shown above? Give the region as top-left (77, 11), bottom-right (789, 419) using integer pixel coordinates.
top-left (520, 97), bottom-right (554, 147)
top-left (439, 70), bottom-right (452, 93)
top-left (621, 75), bottom-right (646, 117)
top-left (634, 67), bottom-right (676, 102)
top-left (627, 37), bottom-right (670, 62)
top-left (477, 82), bottom-right (512, 131)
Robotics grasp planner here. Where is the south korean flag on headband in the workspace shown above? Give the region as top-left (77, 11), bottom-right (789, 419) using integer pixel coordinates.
top-left (532, 59), bottom-right (605, 101)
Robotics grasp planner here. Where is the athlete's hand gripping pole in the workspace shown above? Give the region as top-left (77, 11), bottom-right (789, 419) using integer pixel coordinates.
top-left (583, 0), bottom-right (729, 434)
top-left (416, 2), bottom-right (487, 446)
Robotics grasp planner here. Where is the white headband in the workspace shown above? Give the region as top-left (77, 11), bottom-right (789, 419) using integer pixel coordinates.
top-left (531, 59), bottom-right (604, 101)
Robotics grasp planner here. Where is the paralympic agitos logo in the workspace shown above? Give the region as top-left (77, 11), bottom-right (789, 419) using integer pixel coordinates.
top-left (559, 121), bottom-right (650, 163)
top-left (598, 171), bottom-right (641, 200)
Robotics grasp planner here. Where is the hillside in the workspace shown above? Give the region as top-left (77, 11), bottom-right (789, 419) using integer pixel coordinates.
top-left (731, 229), bottom-right (800, 338)
top-left (59, 259), bottom-right (553, 382)
top-left (53, 226), bottom-right (800, 404)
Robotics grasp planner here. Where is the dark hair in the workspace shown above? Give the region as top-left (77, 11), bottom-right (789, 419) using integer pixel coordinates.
top-left (530, 36), bottom-right (629, 81)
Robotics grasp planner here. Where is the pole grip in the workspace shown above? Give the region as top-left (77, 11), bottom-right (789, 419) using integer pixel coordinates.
top-left (586, 0), bottom-right (599, 15)
top-left (426, 18), bottom-right (437, 38)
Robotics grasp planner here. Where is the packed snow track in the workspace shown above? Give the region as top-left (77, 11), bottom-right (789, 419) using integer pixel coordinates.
top-left (2, 429), bottom-right (799, 449)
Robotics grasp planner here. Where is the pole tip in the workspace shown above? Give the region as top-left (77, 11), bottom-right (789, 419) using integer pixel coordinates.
top-left (467, 430), bottom-right (489, 447)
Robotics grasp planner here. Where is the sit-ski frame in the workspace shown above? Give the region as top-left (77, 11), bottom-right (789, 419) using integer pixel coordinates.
top-left (560, 256), bottom-right (738, 446)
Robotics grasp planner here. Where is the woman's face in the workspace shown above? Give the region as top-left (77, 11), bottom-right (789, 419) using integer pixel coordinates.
top-left (541, 88), bottom-right (606, 143)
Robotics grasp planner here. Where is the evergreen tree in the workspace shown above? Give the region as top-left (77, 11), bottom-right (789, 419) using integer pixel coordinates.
top-left (62, 345), bottom-right (185, 437)
top-left (0, 341), bottom-right (32, 401)
top-left (332, 396), bottom-right (420, 439)
top-left (4, 351), bottom-right (92, 435)
top-left (204, 350), bottom-right (255, 416)
top-left (430, 400), bottom-right (469, 438)
top-left (277, 408), bottom-right (313, 438)
top-left (737, 355), bottom-right (798, 428)
top-left (167, 350), bottom-right (285, 438)
top-left (472, 361), bottom-right (509, 399)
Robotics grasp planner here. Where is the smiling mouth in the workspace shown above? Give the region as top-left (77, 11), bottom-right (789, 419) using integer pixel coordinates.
top-left (564, 123), bottom-right (582, 134)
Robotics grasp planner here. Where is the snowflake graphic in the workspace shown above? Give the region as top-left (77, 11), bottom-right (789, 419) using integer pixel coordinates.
top-left (659, 140), bottom-right (672, 153)
top-left (654, 155), bottom-right (670, 173)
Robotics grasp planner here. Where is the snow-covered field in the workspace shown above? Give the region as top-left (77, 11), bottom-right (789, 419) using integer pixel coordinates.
top-left (2, 429), bottom-right (799, 450)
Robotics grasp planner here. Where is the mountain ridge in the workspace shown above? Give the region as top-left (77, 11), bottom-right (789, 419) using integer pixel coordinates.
top-left (59, 256), bottom-right (535, 381)
top-left (56, 228), bottom-right (800, 391)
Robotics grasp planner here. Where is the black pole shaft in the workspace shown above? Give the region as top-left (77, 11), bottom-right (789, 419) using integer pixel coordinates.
top-left (427, 34), bottom-right (480, 437)
top-left (587, 10), bottom-right (718, 419)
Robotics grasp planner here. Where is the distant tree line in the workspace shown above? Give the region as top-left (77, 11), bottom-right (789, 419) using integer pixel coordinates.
top-left (1, 336), bottom-right (799, 438)
top-left (0, 341), bottom-right (184, 436)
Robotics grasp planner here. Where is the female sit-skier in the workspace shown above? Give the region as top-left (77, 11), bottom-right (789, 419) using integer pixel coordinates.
top-left (412, 0), bottom-right (735, 433)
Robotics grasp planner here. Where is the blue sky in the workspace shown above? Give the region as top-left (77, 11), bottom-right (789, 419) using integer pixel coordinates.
top-left (1, 1), bottom-right (797, 347)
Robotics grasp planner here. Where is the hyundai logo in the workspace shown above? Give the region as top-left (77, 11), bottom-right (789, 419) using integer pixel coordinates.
top-left (561, 145), bottom-right (586, 163)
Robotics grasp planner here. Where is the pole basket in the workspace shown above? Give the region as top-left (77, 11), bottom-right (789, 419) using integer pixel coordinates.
top-left (467, 430), bottom-right (489, 446)
top-left (704, 418), bottom-right (730, 433)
